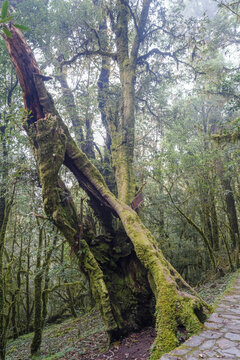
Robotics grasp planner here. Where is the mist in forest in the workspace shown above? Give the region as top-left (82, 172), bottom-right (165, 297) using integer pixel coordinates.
top-left (184, 0), bottom-right (219, 18)
top-left (1, 0), bottom-right (240, 359)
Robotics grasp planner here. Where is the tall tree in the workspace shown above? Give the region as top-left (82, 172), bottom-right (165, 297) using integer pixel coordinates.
top-left (2, 0), bottom-right (212, 359)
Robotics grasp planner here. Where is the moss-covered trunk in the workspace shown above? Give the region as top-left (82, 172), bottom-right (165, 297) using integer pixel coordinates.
top-left (94, 11), bottom-right (154, 330)
top-left (25, 237), bottom-right (31, 333)
top-left (55, 70), bottom-right (85, 148)
top-left (209, 191), bottom-right (219, 251)
top-left (10, 222), bottom-right (20, 340)
top-left (5, 25), bottom-right (210, 359)
top-left (110, 69), bottom-right (136, 204)
top-left (109, 0), bottom-right (137, 204)
top-left (31, 222), bottom-right (44, 355)
top-left (34, 112), bottom-right (153, 339)
top-left (87, 230), bottom-right (154, 333)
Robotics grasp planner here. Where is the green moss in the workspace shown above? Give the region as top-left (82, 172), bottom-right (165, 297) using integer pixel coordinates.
top-left (91, 241), bottom-right (111, 264)
top-left (211, 269), bottom-right (240, 311)
top-left (150, 331), bottom-right (178, 360)
top-left (122, 58), bottom-right (130, 68)
top-left (177, 299), bottom-right (203, 335)
top-left (55, 327), bottom-right (71, 336)
top-left (81, 240), bottom-right (118, 336)
top-left (29, 111), bottom-right (207, 359)
top-left (114, 205), bottom-right (208, 359)
top-left (31, 114), bottom-right (119, 341)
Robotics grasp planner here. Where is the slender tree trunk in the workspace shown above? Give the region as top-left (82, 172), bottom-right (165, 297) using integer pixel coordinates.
top-left (10, 218), bottom-right (19, 339)
top-left (42, 232), bottom-right (58, 325)
top-left (54, 71), bottom-right (85, 144)
top-left (199, 184), bottom-right (213, 247)
top-left (217, 159), bottom-right (239, 249)
top-left (31, 221), bottom-right (44, 355)
top-left (66, 287), bottom-right (78, 318)
top-left (209, 191), bottom-right (219, 251)
top-left (25, 237), bottom-right (31, 333)
top-left (0, 230), bottom-right (6, 360)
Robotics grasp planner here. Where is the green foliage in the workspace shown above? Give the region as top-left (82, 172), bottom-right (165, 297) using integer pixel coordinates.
top-left (14, 23), bottom-right (29, 31)
top-left (2, 26), bottom-right (11, 37)
top-left (0, 16), bottom-right (13, 23)
top-left (2, 0), bottom-right (240, 358)
top-left (1, 0), bottom-right (8, 19)
top-left (0, 0), bottom-right (29, 39)
top-left (0, 1), bottom-right (12, 38)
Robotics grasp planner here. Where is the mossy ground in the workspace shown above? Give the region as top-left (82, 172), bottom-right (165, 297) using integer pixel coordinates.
top-left (6, 309), bottom-right (107, 360)
top-left (5, 271), bottom-right (236, 360)
top-left (196, 270), bottom-right (238, 305)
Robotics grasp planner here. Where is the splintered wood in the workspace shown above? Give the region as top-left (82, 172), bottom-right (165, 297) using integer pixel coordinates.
top-left (131, 192), bottom-right (144, 210)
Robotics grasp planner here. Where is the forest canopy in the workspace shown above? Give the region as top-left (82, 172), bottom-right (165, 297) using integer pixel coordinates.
top-left (1, 0), bottom-right (240, 359)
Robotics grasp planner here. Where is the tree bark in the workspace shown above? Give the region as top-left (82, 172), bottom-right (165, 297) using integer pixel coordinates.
top-left (54, 70), bottom-right (85, 148)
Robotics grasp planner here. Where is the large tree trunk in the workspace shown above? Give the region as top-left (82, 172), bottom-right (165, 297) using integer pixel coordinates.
top-left (5, 26), bottom-right (210, 359)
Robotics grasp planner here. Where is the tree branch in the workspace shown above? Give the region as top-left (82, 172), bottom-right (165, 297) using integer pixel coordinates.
top-left (60, 49), bottom-right (117, 69)
top-left (136, 96), bottom-right (159, 118)
top-left (122, 0), bottom-right (140, 36)
top-left (130, 0), bottom-right (152, 61)
top-left (217, 0), bottom-right (240, 16)
top-left (137, 47), bottom-right (174, 63)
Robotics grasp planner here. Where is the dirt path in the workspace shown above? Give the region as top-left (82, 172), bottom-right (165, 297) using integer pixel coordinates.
top-left (160, 273), bottom-right (240, 359)
top-left (81, 327), bottom-right (156, 360)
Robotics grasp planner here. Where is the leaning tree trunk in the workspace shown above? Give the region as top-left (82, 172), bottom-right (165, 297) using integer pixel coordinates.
top-left (5, 26), bottom-right (210, 359)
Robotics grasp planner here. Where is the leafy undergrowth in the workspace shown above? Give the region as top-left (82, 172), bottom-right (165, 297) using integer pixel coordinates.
top-left (6, 309), bottom-right (107, 360)
top-left (6, 308), bottom-right (155, 360)
top-left (6, 271), bottom-right (236, 360)
top-left (196, 270), bottom-right (237, 304)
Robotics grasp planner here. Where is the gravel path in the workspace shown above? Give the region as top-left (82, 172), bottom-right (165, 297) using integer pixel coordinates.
top-left (160, 274), bottom-right (240, 360)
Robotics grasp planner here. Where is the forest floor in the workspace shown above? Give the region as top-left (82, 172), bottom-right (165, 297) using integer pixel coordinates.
top-left (160, 269), bottom-right (240, 359)
top-left (5, 271), bottom-right (236, 360)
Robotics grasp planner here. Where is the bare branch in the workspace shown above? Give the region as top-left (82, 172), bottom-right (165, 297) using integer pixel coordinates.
top-left (217, 0), bottom-right (240, 16)
top-left (60, 49), bottom-right (117, 69)
top-left (106, 6), bottom-right (116, 32)
top-left (130, 0), bottom-right (152, 61)
top-left (84, 21), bottom-right (101, 48)
top-left (29, 212), bottom-right (49, 221)
top-left (139, 60), bottom-right (163, 83)
top-left (136, 96), bottom-right (159, 118)
top-left (137, 47), bottom-right (173, 63)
